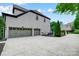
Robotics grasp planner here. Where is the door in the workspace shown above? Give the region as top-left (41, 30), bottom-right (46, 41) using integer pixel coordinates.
top-left (34, 29), bottom-right (40, 36)
top-left (8, 27), bottom-right (32, 38)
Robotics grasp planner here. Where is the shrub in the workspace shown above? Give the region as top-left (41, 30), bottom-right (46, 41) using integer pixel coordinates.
top-left (0, 29), bottom-right (3, 40)
top-left (50, 21), bottom-right (61, 37)
top-left (0, 16), bottom-right (4, 40)
top-left (74, 29), bottom-right (79, 34)
top-left (54, 21), bottom-right (61, 37)
top-left (74, 13), bottom-right (79, 29)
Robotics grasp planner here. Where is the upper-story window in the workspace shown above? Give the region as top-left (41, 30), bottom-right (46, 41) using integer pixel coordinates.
top-left (44, 18), bottom-right (46, 22)
top-left (36, 15), bottom-right (38, 20)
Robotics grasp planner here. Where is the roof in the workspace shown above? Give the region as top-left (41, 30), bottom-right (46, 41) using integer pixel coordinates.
top-left (2, 4), bottom-right (50, 20)
top-left (33, 10), bottom-right (43, 15)
top-left (13, 4), bottom-right (28, 12)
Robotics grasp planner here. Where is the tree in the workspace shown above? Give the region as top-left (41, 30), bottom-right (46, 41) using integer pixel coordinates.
top-left (55, 3), bottom-right (79, 33)
top-left (0, 16), bottom-right (4, 39)
top-left (50, 21), bottom-right (61, 37)
top-left (50, 21), bottom-right (57, 36)
top-left (50, 21), bottom-right (56, 33)
top-left (55, 3), bottom-right (79, 15)
top-left (74, 13), bottom-right (79, 29)
top-left (54, 21), bottom-right (61, 37)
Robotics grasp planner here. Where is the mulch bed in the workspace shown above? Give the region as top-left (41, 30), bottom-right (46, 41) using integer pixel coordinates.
top-left (0, 43), bottom-right (5, 55)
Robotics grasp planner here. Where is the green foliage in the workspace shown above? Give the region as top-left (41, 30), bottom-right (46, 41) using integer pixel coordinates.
top-left (54, 21), bottom-right (61, 37)
top-left (55, 3), bottom-right (79, 33)
top-left (0, 16), bottom-right (4, 40)
top-left (0, 16), bottom-right (4, 28)
top-left (50, 21), bottom-right (61, 37)
top-left (0, 29), bottom-right (3, 39)
top-left (55, 3), bottom-right (79, 15)
top-left (74, 29), bottom-right (79, 34)
top-left (50, 21), bottom-right (57, 33)
top-left (74, 13), bottom-right (79, 29)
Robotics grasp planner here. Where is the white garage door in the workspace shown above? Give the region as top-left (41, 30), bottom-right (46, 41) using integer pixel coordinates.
top-left (9, 27), bottom-right (32, 38)
top-left (34, 29), bottom-right (40, 36)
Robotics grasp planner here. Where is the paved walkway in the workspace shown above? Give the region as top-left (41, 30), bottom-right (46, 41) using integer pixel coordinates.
top-left (1, 34), bottom-right (79, 56)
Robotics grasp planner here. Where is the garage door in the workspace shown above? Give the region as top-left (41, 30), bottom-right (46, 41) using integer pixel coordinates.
top-left (9, 27), bottom-right (32, 38)
top-left (34, 29), bottom-right (40, 36)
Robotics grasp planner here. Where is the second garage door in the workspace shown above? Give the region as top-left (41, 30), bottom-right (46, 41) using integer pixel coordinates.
top-left (8, 27), bottom-right (32, 38)
top-left (34, 29), bottom-right (40, 36)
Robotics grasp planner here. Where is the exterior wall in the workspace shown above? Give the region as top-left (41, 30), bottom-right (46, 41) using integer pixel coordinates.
top-left (13, 9), bottom-right (23, 15)
top-left (5, 12), bottom-right (50, 38)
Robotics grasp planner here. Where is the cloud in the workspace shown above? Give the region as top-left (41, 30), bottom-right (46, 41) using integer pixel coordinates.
top-left (37, 8), bottom-right (55, 14)
top-left (0, 5), bottom-right (12, 15)
top-left (37, 9), bottom-right (46, 13)
top-left (48, 8), bottom-right (54, 13)
top-left (37, 9), bottom-right (42, 12)
top-left (13, 3), bottom-right (26, 6)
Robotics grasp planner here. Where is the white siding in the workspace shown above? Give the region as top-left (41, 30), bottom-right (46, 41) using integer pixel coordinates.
top-left (5, 12), bottom-right (50, 38)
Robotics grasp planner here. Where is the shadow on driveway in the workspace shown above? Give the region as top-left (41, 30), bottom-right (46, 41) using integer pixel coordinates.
top-left (0, 43), bottom-right (5, 55)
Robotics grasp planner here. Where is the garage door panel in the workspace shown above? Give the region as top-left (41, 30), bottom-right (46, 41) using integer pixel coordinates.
top-left (25, 30), bottom-right (32, 36)
top-left (34, 29), bottom-right (40, 36)
top-left (9, 27), bottom-right (32, 38)
top-left (9, 29), bottom-right (16, 38)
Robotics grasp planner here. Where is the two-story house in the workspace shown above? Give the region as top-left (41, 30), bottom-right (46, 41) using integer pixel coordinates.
top-left (2, 5), bottom-right (51, 38)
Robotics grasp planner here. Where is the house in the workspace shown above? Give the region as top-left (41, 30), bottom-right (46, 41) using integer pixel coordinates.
top-left (61, 22), bottom-right (73, 36)
top-left (2, 5), bottom-right (51, 38)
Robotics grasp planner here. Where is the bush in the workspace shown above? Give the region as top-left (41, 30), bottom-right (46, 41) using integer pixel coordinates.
top-left (0, 16), bottom-right (5, 40)
top-left (74, 13), bottom-right (79, 29)
top-left (54, 21), bottom-right (61, 37)
top-left (0, 28), bottom-right (3, 40)
top-left (74, 29), bottom-right (79, 34)
top-left (50, 21), bottom-right (61, 37)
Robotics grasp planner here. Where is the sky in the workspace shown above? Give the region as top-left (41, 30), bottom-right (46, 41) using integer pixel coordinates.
top-left (0, 3), bottom-right (76, 24)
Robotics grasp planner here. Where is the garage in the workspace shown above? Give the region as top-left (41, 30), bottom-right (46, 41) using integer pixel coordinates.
top-left (34, 29), bottom-right (40, 36)
top-left (8, 27), bottom-right (32, 38)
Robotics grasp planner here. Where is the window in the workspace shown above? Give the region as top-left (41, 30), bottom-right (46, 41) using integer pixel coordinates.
top-left (17, 28), bottom-right (20, 30)
top-left (44, 18), bottom-right (46, 22)
top-left (9, 27), bottom-right (13, 30)
top-left (36, 15), bottom-right (38, 20)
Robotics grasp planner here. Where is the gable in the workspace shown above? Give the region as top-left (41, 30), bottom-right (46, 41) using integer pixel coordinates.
top-left (13, 5), bottom-right (26, 15)
top-left (13, 9), bottom-right (24, 15)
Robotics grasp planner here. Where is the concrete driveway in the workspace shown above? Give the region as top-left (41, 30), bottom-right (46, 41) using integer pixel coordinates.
top-left (1, 34), bottom-right (79, 56)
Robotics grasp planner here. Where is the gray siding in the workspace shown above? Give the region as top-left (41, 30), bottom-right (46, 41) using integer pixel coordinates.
top-left (5, 9), bottom-right (50, 38)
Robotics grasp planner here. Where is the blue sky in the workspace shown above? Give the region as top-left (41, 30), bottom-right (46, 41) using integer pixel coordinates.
top-left (0, 3), bottom-right (76, 24)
